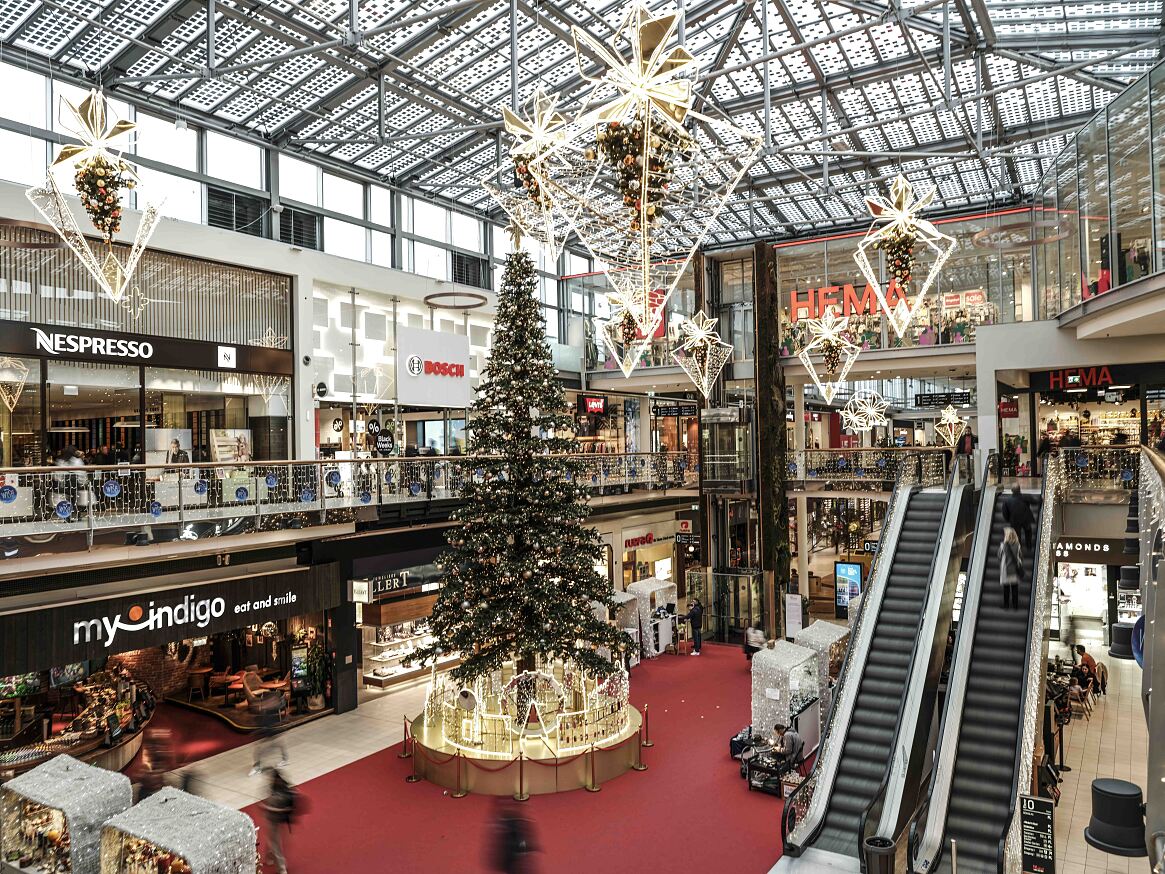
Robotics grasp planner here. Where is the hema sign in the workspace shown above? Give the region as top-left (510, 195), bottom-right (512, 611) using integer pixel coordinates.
top-left (395, 325), bottom-right (471, 408)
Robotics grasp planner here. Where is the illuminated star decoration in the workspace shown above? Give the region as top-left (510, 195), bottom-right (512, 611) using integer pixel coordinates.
top-left (0, 357), bottom-right (30, 413)
top-left (249, 325), bottom-right (290, 410)
top-left (797, 308), bottom-right (861, 405)
top-left (841, 389), bottom-right (889, 433)
top-left (852, 174), bottom-right (956, 338)
top-left (483, 87), bottom-right (578, 263)
top-left (26, 89), bottom-right (163, 305)
top-left (598, 300), bottom-right (659, 377)
top-left (934, 404), bottom-right (965, 447)
top-left (519, 2), bottom-right (760, 336)
top-left (123, 287), bottom-right (149, 321)
top-left (249, 326), bottom-right (288, 350)
top-left (672, 310), bottom-right (732, 398)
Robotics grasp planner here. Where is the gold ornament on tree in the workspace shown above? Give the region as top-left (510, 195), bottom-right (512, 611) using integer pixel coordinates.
top-left (27, 89), bottom-right (163, 308)
top-left (797, 308), bottom-right (860, 405)
top-left (672, 310), bottom-right (732, 398)
top-left (852, 174), bottom-right (956, 338)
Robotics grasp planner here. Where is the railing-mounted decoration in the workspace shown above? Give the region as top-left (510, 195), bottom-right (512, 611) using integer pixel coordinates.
top-left (797, 308), bottom-right (860, 404)
top-left (26, 90), bottom-right (163, 319)
top-left (672, 310), bottom-right (732, 398)
top-left (841, 389), bottom-right (889, 433)
top-left (483, 2), bottom-right (760, 384)
top-left (852, 174), bottom-right (956, 338)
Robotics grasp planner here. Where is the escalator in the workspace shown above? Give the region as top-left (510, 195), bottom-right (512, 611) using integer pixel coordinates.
top-left (913, 485), bottom-right (1044, 874)
top-left (810, 489), bottom-right (948, 857)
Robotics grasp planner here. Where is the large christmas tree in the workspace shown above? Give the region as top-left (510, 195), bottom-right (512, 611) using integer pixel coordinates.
top-left (409, 237), bottom-right (629, 682)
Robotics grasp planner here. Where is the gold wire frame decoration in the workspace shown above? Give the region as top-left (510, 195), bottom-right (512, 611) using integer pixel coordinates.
top-left (0, 357), bottom-right (30, 413)
top-left (934, 404), bottom-right (965, 447)
top-left (671, 310), bottom-right (732, 398)
top-left (598, 303), bottom-right (660, 377)
top-left (524, 2), bottom-right (762, 332)
top-left (797, 308), bottom-right (861, 405)
top-left (851, 174), bottom-right (956, 339)
top-left (841, 389), bottom-right (889, 433)
top-left (27, 90), bottom-right (165, 307)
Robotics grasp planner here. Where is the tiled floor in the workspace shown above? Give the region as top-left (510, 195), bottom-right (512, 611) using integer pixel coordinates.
top-left (1051, 643), bottom-right (1148, 874)
top-left (171, 677), bottom-right (428, 809)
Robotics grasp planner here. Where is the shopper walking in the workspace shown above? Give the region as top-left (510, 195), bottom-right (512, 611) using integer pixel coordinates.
top-left (263, 769), bottom-right (297, 874)
top-left (490, 797), bottom-right (539, 873)
top-left (1002, 485), bottom-right (1035, 550)
top-left (999, 527), bottom-right (1024, 610)
top-left (249, 706), bottom-right (288, 776)
top-left (744, 624), bottom-right (765, 661)
top-left (679, 598), bottom-right (704, 655)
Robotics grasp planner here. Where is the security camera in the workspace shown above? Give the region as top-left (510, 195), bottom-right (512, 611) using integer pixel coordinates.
top-left (271, 203), bottom-right (285, 214)
top-left (303, 355), bottom-right (311, 366)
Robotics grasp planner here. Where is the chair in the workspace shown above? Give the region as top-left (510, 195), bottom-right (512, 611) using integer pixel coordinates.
top-left (209, 668), bottom-right (234, 698)
top-left (186, 673), bottom-right (206, 702)
top-left (1069, 686), bottom-right (1092, 720)
top-left (241, 672), bottom-right (286, 720)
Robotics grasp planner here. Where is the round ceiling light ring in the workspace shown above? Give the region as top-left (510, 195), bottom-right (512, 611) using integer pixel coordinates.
top-left (0, 219), bottom-right (69, 250)
top-left (424, 291), bottom-right (489, 311)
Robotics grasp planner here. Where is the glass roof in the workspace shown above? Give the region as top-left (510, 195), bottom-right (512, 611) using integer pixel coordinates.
top-left (1, 0), bottom-right (1159, 240)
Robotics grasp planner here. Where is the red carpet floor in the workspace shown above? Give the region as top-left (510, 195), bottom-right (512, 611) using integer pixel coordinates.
top-left (125, 702), bottom-right (251, 782)
top-left (244, 643), bottom-right (783, 873)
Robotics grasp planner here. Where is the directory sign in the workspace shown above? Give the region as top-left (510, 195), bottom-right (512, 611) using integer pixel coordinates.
top-left (1020, 794), bottom-right (1054, 874)
top-left (834, 562), bottom-right (863, 619)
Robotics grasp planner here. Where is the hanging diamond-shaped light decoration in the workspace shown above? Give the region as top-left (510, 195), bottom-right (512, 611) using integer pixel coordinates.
top-left (852, 174), bottom-right (956, 338)
top-left (797, 309), bottom-right (861, 405)
top-left (672, 310), bottom-right (732, 398)
top-left (841, 389), bottom-right (889, 433)
top-left (934, 404), bottom-right (965, 447)
top-left (0, 357), bottom-right (30, 413)
top-left (522, 2), bottom-right (761, 331)
top-left (598, 303), bottom-right (659, 377)
top-left (27, 89), bottom-right (163, 305)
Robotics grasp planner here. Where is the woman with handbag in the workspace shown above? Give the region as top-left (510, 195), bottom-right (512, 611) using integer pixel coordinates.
top-left (999, 526), bottom-right (1024, 610)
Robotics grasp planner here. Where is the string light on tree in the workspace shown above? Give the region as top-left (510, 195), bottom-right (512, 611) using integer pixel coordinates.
top-left (672, 310), bottom-right (733, 398)
top-left (797, 308), bottom-right (861, 405)
top-left (934, 404), bottom-right (965, 447)
top-left (841, 389), bottom-right (889, 433)
top-left (851, 174), bottom-right (956, 338)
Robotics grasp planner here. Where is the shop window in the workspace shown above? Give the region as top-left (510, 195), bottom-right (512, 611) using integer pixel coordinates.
top-left (1078, 117), bottom-right (1111, 301)
top-left (1151, 66), bottom-right (1165, 274)
top-left (279, 154), bottom-right (320, 205)
top-left (204, 130), bottom-right (263, 190)
top-left (1056, 146), bottom-right (1080, 314)
top-left (46, 362), bottom-right (141, 464)
top-left (279, 207), bottom-right (320, 250)
top-left (207, 186), bottom-right (265, 236)
top-left (1107, 78), bottom-right (1152, 288)
top-left (0, 357), bottom-right (41, 466)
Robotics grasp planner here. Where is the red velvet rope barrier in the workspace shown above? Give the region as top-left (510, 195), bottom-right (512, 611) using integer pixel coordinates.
top-left (527, 751), bottom-right (586, 767)
top-left (412, 743), bottom-right (458, 766)
top-left (596, 732), bottom-right (640, 753)
top-left (463, 756), bottom-right (518, 773)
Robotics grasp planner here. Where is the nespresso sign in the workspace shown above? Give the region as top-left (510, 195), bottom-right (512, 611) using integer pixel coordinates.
top-left (0, 320), bottom-right (293, 375)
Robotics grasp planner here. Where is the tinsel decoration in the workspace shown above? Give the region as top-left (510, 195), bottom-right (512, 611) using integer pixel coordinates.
top-left (841, 389), bottom-right (889, 433)
top-left (852, 174), bottom-right (956, 338)
top-left (514, 2), bottom-right (761, 333)
top-left (27, 89), bottom-right (162, 305)
top-left (671, 310), bottom-right (732, 398)
top-left (404, 248), bottom-right (631, 683)
top-left (797, 308), bottom-right (861, 405)
top-left (934, 404), bottom-right (965, 447)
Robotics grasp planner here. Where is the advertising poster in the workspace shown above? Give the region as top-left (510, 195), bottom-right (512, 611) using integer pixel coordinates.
top-left (209, 428), bottom-right (253, 478)
top-left (835, 562), bottom-right (863, 619)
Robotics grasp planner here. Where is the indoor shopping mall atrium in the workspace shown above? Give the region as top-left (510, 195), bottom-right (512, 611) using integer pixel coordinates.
top-left (0, 0), bottom-right (1162, 872)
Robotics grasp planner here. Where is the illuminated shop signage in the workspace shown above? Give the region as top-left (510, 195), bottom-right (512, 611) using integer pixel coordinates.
top-left (1046, 367), bottom-right (1114, 390)
top-left (788, 280), bottom-right (907, 322)
top-left (578, 395), bottom-right (608, 415)
top-left (32, 327), bottom-right (154, 360)
top-left (1054, 538), bottom-right (1124, 562)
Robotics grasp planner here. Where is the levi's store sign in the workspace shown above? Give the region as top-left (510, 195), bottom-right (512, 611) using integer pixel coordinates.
top-left (395, 325), bottom-right (471, 408)
top-left (788, 280), bottom-right (907, 322)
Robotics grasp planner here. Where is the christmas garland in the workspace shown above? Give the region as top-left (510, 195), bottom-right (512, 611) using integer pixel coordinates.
top-left (73, 154), bottom-right (135, 244)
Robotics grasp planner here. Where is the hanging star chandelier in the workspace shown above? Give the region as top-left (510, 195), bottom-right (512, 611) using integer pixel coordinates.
top-left (841, 389), bottom-right (889, 433)
top-left (797, 308), bottom-right (861, 405)
top-left (0, 357), bottom-right (30, 413)
top-left (515, 2), bottom-right (760, 334)
top-left (598, 301), bottom-right (659, 377)
top-left (852, 174), bottom-right (956, 338)
top-left (934, 404), bottom-right (965, 447)
top-left (27, 90), bottom-right (163, 310)
top-left (672, 310), bottom-right (732, 398)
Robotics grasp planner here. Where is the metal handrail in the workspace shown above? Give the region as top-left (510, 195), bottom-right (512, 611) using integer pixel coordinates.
top-left (1000, 452), bottom-right (1064, 873)
top-left (860, 452), bottom-right (973, 857)
top-left (781, 459), bottom-right (922, 853)
top-left (910, 461), bottom-right (1000, 871)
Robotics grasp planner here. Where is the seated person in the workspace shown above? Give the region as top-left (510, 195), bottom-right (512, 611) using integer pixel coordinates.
top-left (772, 723), bottom-right (803, 769)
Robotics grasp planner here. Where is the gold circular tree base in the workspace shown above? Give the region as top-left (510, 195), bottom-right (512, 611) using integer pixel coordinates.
top-left (408, 706), bottom-right (644, 796)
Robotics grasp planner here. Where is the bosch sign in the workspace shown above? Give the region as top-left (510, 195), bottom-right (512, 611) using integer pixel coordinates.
top-left (422, 360), bottom-right (465, 378)
top-left (394, 326), bottom-right (471, 407)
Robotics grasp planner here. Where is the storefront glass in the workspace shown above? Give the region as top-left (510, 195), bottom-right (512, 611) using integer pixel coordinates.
top-left (0, 356), bottom-right (41, 466)
top-left (46, 362), bottom-right (141, 462)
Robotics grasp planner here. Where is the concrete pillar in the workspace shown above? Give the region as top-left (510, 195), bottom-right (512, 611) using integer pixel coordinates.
top-left (291, 272), bottom-right (318, 460)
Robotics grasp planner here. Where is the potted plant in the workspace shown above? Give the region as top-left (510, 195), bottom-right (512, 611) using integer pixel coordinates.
top-left (304, 640), bottom-right (331, 711)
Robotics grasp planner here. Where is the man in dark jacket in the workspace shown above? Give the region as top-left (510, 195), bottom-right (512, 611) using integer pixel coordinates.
top-left (679, 599), bottom-right (704, 655)
top-left (1002, 485), bottom-right (1035, 550)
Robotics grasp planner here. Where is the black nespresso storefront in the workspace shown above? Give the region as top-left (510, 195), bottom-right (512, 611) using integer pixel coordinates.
top-left (0, 320), bottom-right (294, 467)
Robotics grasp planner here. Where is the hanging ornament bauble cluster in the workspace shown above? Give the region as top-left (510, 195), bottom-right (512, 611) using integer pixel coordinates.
top-left (797, 308), bottom-right (861, 405)
top-left (594, 108), bottom-right (692, 233)
top-left (852, 174), bottom-right (957, 338)
top-left (73, 154), bottom-right (135, 244)
top-left (672, 310), bottom-right (732, 398)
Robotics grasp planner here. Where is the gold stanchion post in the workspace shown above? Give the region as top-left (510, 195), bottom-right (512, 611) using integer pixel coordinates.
top-left (398, 715), bottom-right (412, 759)
top-left (641, 704), bottom-right (654, 747)
top-left (585, 744), bottom-right (601, 792)
top-left (405, 742), bottom-right (421, 783)
top-left (513, 752), bottom-right (529, 802)
top-left (631, 726), bottom-right (648, 771)
top-left (452, 751), bottom-right (468, 798)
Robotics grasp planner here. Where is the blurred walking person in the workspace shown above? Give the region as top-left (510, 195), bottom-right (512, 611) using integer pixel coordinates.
top-left (491, 798), bottom-right (539, 873)
top-left (263, 768), bottom-right (297, 874)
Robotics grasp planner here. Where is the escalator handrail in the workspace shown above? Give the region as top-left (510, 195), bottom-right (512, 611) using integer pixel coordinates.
top-left (998, 453), bottom-right (1064, 873)
top-left (859, 453), bottom-right (973, 851)
top-left (910, 474), bottom-right (1001, 871)
top-left (781, 466), bottom-right (920, 853)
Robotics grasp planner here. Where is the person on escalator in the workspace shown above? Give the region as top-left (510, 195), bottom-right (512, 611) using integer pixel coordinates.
top-left (999, 526), bottom-right (1025, 611)
top-left (1002, 485), bottom-right (1035, 550)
